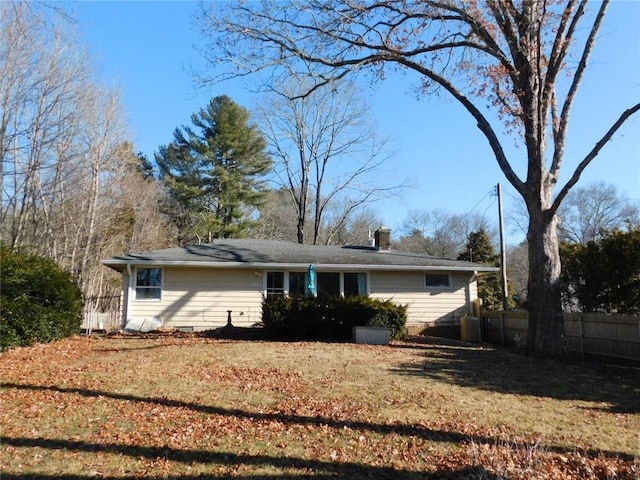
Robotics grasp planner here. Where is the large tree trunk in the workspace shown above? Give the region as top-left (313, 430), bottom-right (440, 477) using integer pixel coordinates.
top-left (526, 207), bottom-right (565, 357)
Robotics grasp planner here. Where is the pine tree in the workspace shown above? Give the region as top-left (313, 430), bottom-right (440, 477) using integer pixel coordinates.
top-left (458, 229), bottom-right (507, 311)
top-left (156, 96), bottom-right (271, 244)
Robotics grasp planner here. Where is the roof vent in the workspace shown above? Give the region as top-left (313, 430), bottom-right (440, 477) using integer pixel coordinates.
top-left (367, 230), bottom-right (375, 248)
top-left (374, 227), bottom-right (391, 251)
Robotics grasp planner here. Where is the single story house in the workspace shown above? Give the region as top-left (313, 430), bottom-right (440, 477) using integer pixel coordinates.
top-left (102, 228), bottom-right (498, 334)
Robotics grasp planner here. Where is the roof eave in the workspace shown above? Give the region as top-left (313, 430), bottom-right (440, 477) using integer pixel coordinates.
top-left (102, 259), bottom-right (498, 273)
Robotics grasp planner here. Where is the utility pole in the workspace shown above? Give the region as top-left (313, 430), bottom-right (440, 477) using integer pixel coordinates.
top-left (497, 183), bottom-right (509, 310)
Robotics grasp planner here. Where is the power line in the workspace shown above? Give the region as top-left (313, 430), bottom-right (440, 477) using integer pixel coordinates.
top-left (457, 186), bottom-right (497, 226)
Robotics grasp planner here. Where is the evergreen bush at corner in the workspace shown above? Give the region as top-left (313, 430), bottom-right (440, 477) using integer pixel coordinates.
top-left (262, 295), bottom-right (407, 341)
top-left (1, 246), bottom-right (83, 350)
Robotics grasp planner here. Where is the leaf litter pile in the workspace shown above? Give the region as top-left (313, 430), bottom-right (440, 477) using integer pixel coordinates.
top-left (1, 334), bottom-right (638, 479)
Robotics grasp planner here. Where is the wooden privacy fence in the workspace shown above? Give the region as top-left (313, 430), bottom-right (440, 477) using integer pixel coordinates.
top-left (482, 311), bottom-right (640, 361)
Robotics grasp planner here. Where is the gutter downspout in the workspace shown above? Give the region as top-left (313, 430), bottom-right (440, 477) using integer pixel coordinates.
top-left (469, 271), bottom-right (478, 314)
top-left (470, 271), bottom-right (484, 319)
top-left (125, 264), bottom-right (134, 328)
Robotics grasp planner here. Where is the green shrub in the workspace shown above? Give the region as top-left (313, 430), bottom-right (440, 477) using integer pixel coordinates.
top-left (1, 246), bottom-right (83, 350)
top-left (262, 294), bottom-right (407, 341)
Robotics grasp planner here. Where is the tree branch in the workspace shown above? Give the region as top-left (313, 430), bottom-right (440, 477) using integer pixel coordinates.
top-left (552, 102), bottom-right (640, 215)
top-left (392, 55), bottom-right (525, 194)
top-left (550, 0), bottom-right (607, 178)
top-left (543, 0), bottom-right (580, 107)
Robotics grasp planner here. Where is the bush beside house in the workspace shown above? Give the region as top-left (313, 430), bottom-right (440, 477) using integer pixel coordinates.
top-left (262, 295), bottom-right (407, 341)
top-left (0, 246), bottom-right (83, 350)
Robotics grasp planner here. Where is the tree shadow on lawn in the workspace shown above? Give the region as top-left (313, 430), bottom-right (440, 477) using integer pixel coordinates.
top-left (391, 338), bottom-right (640, 415)
top-left (0, 436), bottom-right (497, 480)
top-left (1, 382), bottom-right (633, 462)
top-left (0, 472), bottom-right (499, 480)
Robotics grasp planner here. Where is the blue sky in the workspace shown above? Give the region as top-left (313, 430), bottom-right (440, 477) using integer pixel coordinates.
top-left (71, 1), bottom-right (639, 242)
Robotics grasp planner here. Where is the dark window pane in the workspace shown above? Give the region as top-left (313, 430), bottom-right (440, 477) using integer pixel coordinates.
top-left (267, 271), bottom-right (285, 296)
top-left (135, 287), bottom-right (161, 300)
top-left (317, 272), bottom-right (340, 296)
top-left (344, 273), bottom-right (367, 296)
top-left (289, 272), bottom-right (306, 295)
top-left (136, 268), bottom-right (161, 287)
top-left (135, 268), bottom-right (162, 300)
top-left (425, 274), bottom-right (450, 287)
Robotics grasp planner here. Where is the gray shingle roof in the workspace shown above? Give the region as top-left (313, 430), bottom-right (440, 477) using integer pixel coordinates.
top-left (102, 239), bottom-right (498, 272)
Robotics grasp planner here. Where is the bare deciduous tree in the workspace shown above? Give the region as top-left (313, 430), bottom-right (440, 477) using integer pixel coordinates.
top-left (78, 143), bottom-right (171, 300)
top-left (257, 78), bottom-right (404, 245)
top-left (319, 204), bottom-right (383, 246)
top-left (252, 188), bottom-right (300, 242)
top-left (1, 3), bottom-right (170, 303)
top-left (199, 0), bottom-right (640, 355)
top-left (0, 2), bottom-right (91, 249)
top-left (558, 181), bottom-right (640, 244)
top-left (397, 208), bottom-right (498, 259)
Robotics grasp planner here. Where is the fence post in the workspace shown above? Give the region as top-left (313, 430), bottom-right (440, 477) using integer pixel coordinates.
top-left (86, 296), bottom-right (95, 337)
top-left (578, 315), bottom-right (584, 359)
top-left (500, 312), bottom-right (505, 345)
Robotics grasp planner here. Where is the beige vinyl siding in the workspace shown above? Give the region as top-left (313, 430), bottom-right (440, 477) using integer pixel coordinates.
top-left (130, 267), bottom-right (263, 331)
top-left (126, 266), bottom-right (478, 332)
top-left (369, 271), bottom-right (476, 326)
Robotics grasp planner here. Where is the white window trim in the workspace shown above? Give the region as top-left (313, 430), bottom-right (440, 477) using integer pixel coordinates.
top-left (263, 270), bottom-right (370, 297)
top-left (134, 267), bottom-right (163, 301)
top-left (264, 271), bottom-right (286, 297)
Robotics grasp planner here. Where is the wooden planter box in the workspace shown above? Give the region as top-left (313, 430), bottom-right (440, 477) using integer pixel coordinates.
top-left (353, 326), bottom-right (391, 345)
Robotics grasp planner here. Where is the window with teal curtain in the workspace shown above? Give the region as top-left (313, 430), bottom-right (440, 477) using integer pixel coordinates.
top-left (344, 272), bottom-right (367, 296)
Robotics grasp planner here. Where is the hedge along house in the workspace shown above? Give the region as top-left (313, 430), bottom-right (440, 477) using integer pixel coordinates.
top-left (102, 228), bottom-right (498, 335)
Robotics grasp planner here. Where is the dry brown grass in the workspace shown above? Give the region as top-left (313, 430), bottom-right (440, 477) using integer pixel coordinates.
top-left (1, 333), bottom-right (638, 479)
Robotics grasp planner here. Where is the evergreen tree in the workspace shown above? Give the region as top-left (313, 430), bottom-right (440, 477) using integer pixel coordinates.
top-left (458, 229), bottom-right (509, 311)
top-left (136, 152), bottom-right (156, 180)
top-left (561, 226), bottom-right (640, 314)
top-left (156, 96), bottom-right (271, 244)
top-left (458, 230), bottom-right (497, 265)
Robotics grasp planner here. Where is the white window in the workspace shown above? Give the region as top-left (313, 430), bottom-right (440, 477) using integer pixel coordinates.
top-left (266, 271), bottom-right (285, 297)
top-left (425, 273), bottom-right (451, 288)
top-left (265, 271), bottom-right (369, 297)
top-left (135, 268), bottom-right (162, 300)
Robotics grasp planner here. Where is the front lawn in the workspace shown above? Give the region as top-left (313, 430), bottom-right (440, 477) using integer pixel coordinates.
top-left (1, 334), bottom-right (637, 479)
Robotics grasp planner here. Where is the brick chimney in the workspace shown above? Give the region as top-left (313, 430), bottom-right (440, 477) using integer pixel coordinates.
top-left (374, 227), bottom-right (390, 251)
